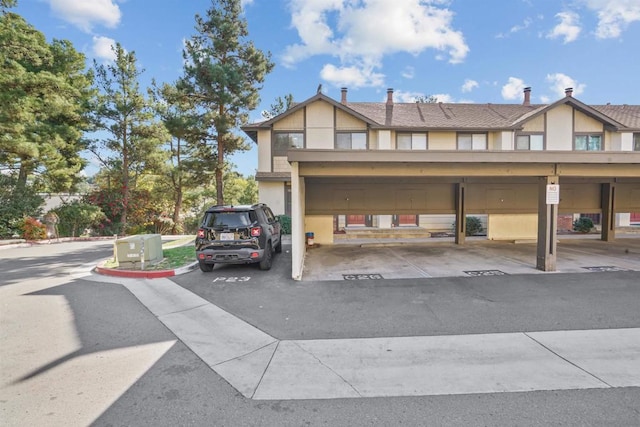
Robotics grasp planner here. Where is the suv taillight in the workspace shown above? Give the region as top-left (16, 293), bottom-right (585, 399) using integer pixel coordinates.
top-left (250, 227), bottom-right (261, 237)
top-left (197, 229), bottom-right (205, 238)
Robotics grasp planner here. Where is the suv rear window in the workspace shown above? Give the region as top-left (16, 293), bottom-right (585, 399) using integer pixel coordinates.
top-left (202, 211), bottom-right (256, 228)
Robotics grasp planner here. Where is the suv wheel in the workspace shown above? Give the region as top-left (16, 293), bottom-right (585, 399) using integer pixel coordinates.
top-left (259, 242), bottom-right (273, 270)
top-left (199, 260), bottom-right (214, 272)
top-left (275, 233), bottom-right (282, 253)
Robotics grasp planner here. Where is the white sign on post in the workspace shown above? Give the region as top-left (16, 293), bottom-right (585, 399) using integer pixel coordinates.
top-left (546, 184), bottom-right (560, 205)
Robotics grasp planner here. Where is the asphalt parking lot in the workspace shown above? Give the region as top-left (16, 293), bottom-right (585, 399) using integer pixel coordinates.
top-left (171, 234), bottom-right (640, 341)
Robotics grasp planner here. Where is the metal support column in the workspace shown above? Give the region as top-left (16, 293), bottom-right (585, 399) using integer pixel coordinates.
top-left (455, 182), bottom-right (466, 245)
top-left (536, 176), bottom-right (559, 271)
top-left (601, 182), bottom-right (616, 242)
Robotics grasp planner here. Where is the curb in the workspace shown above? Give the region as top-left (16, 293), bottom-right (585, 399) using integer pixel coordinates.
top-left (94, 261), bottom-right (198, 279)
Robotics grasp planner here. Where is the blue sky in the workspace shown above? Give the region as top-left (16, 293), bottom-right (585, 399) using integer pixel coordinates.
top-left (14, 0), bottom-right (640, 176)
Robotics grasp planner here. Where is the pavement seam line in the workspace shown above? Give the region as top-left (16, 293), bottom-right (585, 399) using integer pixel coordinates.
top-left (291, 341), bottom-right (363, 398)
top-left (522, 332), bottom-right (614, 388)
top-left (158, 302), bottom-right (209, 317)
top-left (250, 340), bottom-right (281, 399)
top-left (384, 247), bottom-right (432, 278)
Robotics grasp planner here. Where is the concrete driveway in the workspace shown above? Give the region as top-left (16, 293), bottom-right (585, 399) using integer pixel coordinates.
top-left (302, 234), bottom-right (640, 281)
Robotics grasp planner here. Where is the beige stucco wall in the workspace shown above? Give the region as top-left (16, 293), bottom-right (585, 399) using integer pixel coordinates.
top-left (522, 115), bottom-right (544, 132)
top-left (428, 132), bottom-right (456, 150)
top-left (492, 131), bottom-right (514, 150)
top-left (258, 181), bottom-right (285, 215)
top-left (336, 109), bottom-right (366, 130)
top-left (273, 109), bottom-right (304, 130)
top-left (304, 215), bottom-right (334, 245)
top-left (258, 130), bottom-right (271, 172)
top-left (574, 110), bottom-right (603, 133)
top-left (487, 214), bottom-right (538, 240)
top-left (546, 105), bottom-right (573, 150)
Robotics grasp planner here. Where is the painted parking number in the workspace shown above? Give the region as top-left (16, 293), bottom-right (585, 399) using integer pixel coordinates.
top-left (212, 276), bottom-right (251, 282)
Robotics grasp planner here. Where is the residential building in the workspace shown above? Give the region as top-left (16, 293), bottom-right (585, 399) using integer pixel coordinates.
top-left (242, 87), bottom-right (640, 279)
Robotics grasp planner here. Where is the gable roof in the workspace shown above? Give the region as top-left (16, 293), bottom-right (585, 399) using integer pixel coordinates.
top-left (243, 92), bottom-right (639, 141)
top-left (511, 96), bottom-right (626, 130)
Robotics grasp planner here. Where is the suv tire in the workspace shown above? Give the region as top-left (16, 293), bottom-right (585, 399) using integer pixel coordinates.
top-left (259, 242), bottom-right (273, 271)
top-left (275, 233), bottom-right (282, 253)
top-left (199, 260), bottom-right (214, 272)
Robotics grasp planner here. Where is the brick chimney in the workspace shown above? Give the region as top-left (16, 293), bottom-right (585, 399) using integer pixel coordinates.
top-left (386, 88), bottom-right (394, 105)
top-left (565, 87), bottom-right (573, 97)
top-left (341, 87), bottom-right (347, 104)
top-left (523, 87), bottom-right (531, 106)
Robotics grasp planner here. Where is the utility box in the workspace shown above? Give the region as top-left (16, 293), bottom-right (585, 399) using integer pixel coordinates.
top-left (114, 234), bottom-right (163, 267)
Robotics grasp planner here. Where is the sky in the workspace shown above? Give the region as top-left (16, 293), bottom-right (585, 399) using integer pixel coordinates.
top-left (13, 0), bottom-right (640, 176)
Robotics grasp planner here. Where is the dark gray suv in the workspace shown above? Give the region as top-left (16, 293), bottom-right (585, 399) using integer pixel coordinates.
top-left (195, 203), bottom-right (282, 272)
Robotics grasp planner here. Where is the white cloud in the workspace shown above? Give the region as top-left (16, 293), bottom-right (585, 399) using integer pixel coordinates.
top-left (546, 73), bottom-right (586, 98)
top-left (283, 0), bottom-right (469, 88)
top-left (92, 36), bottom-right (117, 62)
top-left (461, 79), bottom-right (479, 93)
top-left (431, 93), bottom-right (453, 103)
top-left (49, 0), bottom-right (121, 32)
top-left (320, 64), bottom-right (385, 88)
top-left (501, 77), bottom-right (527, 100)
top-left (547, 11), bottom-right (581, 43)
top-left (581, 0), bottom-right (640, 39)
top-left (401, 66), bottom-right (415, 79)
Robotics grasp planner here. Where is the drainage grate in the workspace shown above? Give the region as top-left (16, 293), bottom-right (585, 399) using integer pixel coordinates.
top-left (464, 270), bottom-right (508, 277)
top-left (582, 266), bottom-right (631, 272)
top-left (343, 273), bottom-right (384, 280)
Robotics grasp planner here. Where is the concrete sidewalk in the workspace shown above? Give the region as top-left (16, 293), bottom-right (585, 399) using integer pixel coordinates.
top-left (86, 272), bottom-right (640, 400)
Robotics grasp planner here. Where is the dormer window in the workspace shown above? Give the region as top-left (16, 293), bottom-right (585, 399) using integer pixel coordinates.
top-left (457, 133), bottom-right (487, 150)
top-left (575, 134), bottom-right (602, 151)
top-left (516, 134), bottom-right (544, 150)
top-left (274, 132), bottom-right (304, 156)
top-left (397, 133), bottom-right (427, 150)
top-left (336, 132), bottom-right (367, 149)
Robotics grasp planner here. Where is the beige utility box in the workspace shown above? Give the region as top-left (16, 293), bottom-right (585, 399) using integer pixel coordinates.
top-left (115, 234), bottom-right (163, 266)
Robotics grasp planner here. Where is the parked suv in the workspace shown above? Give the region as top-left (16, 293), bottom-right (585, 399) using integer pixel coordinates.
top-left (195, 203), bottom-right (282, 272)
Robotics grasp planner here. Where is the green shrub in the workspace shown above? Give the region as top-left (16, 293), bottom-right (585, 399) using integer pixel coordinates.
top-left (573, 217), bottom-right (594, 233)
top-left (51, 201), bottom-right (106, 237)
top-left (452, 216), bottom-right (484, 236)
top-left (277, 214), bottom-right (291, 235)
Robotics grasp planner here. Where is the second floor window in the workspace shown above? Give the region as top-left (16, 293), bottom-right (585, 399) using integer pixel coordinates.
top-left (274, 132), bottom-right (304, 156)
top-left (516, 134), bottom-right (544, 150)
top-left (397, 133), bottom-right (427, 150)
top-left (458, 133), bottom-right (487, 150)
top-left (575, 134), bottom-right (602, 151)
top-left (336, 132), bottom-right (367, 149)
top-left (634, 133), bottom-right (640, 151)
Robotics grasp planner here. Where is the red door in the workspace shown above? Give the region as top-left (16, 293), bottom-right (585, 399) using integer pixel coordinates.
top-left (393, 215), bottom-right (418, 226)
top-left (346, 215), bottom-right (371, 226)
top-left (631, 213), bottom-right (640, 223)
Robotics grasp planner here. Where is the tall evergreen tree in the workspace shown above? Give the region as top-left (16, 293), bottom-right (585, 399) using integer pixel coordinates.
top-left (0, 6), bottom-right (92, 191)
top-left (180, 0), bottom-right (274, 205)
top-left (90, 43), bottom-right (168, 232)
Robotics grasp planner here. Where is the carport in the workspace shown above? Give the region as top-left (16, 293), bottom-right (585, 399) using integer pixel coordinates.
top-left (288, 150), bottom-right (640, 280)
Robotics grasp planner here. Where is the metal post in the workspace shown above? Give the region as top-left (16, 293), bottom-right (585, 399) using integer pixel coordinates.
top-left (536, 176), bottom-right (559, 271)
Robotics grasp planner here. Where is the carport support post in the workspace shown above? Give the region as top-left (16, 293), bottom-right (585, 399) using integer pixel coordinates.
top-left (536, 176), bottom-right (558, 271)
top-left (455, 182), bottom-right (466, 245)
top-left (601, 182), bottom-right (616, 242)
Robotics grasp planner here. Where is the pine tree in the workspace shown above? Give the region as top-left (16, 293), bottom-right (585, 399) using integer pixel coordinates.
top-left (180, 0), bottom-right (274, 205)
top-left (91, 43), bottom-right (168, 232)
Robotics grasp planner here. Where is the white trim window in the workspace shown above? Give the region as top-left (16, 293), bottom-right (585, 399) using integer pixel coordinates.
top-left (457, 133), bottom-right (487, 150)
top-left (516, 134), bottom-right (544, 150)
top-left (397, 132), bottom-right (427, 150)
top-left (634, 133), bottom-right (640, 151)
top-left (274, 132), bottom-right (304, 156)
top-left (336, 132), bottom-right (367, 149)
top-left (575, 134), bottom-right (602, 151)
